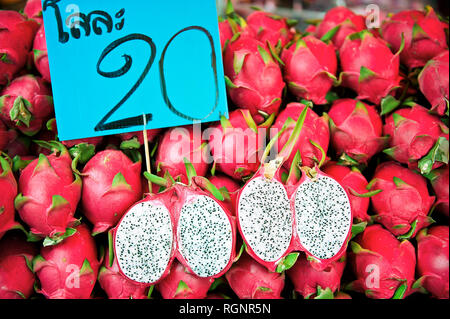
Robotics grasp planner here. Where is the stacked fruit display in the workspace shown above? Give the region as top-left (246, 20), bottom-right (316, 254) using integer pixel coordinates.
top-left (0, 0), bottom-right (449, 299)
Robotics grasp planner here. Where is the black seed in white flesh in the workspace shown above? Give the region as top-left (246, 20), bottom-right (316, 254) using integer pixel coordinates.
top-left (178, 195), bottom-right (233, 278)
top-left (115, 201), bottom-right (173, 284)
top-left (294, 176), bottom-right (351, 260)
top-left (238, 177), bottom-right (292, 262)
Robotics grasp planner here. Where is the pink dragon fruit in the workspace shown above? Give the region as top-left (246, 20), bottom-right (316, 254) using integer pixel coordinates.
top-left (237, 107), bottom-right (352, 272)
top-left (339, 30), bottom-right (402, 105)
top-left (381, 7), bottom-right (448, 69)
top-left (0, 232), bottom-right (38, 299)
top-left (15, 142), bottom-right (82, 240)
top-left (45, 118), bottom-right (104, 149)
top-left (225, 252), bottom-right (285, 299)
top-left (328, 99), bottom-right (387, 164)
top-left (112, 168), bottom-right (236, 287)
top-left (287, 252), bottom-right (346, 299)
top-left (118, 129), bottom-right (161, 148)
top-left (383, 104), bottom-right (449, 173)
top-left (81, 150), bottom-right (142, 235)
top-left (246, 10), bottom-right (294, 48)
top-left (24, 0), bottom-right (43, 25)
top-left (209, 109), bottom-right (268, 181)
top-left (334, 292), bottom-right (352, 299)
top-left (348, 224), bottom-right (416, 299)
top-left (322, 162), bottom-right (372, 223)
top-left (0, 74), bottom-right (54, 136)
top-left (281, 36), bottom-right (337, 105)
top-left (418, 50), bottom-right (449, 115)
top-left (272, 103), bottom-right (329, 170)
top-left (32, 224), bottom-right (100, 299)
top-left (62, 136), bottom-right (103, 149)
top-left (98, 236), bottom-right (149, 299)
top-left (0, 10), bottom-right (39, 86)
top-left (156, 125), bottom-right (209, 183)
top-left (0, 156), bottom-right (20, 239)
top-left (223, 35), bottom-right (285, 123)
top-left (32, 25), bottom-right (51, 83)
top-left (218, 0), bottom-right (253, 49)
top-left (208, 174), bottom-right (241, 216)
top-left (426, 167), bottom-right (449, 216)
top-left (415, 226), bottom-right (449, 299)
top-left (368, 161), bottom-right (435, 238)
top-left (3, 131), bottom-right (31, 158)
top-left (157, 261), bottom-right (213, 299)
top-left (315, 6), bottom-right (366, 49)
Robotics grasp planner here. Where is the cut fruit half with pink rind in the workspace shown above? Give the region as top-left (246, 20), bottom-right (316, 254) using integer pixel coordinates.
top-left (113, 184), bottom-right (236, 286)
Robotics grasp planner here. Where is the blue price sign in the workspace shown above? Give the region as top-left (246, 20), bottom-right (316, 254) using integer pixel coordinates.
top-left (41, 0), bottom-right (228, 141)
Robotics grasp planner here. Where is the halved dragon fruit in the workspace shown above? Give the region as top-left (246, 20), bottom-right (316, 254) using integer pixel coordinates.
top-left (112, 166), bottom-right (236, 286)
top-left (237, 107), bottom-right (352, 272)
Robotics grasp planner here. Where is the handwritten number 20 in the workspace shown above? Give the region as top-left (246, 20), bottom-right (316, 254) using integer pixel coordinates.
top-left (95, 26), bottom-right (219, 132)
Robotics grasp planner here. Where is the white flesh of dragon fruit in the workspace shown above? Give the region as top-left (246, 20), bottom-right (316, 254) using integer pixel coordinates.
top-left (238, 176), bottom-right (292, 262)
top-left (294, 175), bottom-right (351, 260)
top-left (115, 201), bottom-right (173, 284)
top-left (178, 195), bottom-right (233, 277)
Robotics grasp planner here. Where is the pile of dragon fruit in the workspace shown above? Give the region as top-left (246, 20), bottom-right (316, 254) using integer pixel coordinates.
top-left (0, 0), bottom-right (449, 300)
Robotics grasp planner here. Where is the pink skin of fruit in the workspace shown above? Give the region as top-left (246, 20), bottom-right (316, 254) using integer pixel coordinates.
top-left (33, 224), bottom-right (101, 299)
top-left (3, 132), bottom-right (31, 158)
top-left (225, 253), bottom-right (285, 299)
top-left (272, 103), bottom-right (329, 170)
top-left (236, 107), bottom-right (351, 273)
top-left (416, 226), bottom-right (449, 299)
top-left (246, 11), bottom-right (294, 48)
top-left (117, 129), bottom-right (161, 146)
top-left (383, 104), bottom-right (449, 169)
top-left (33, 25), bottom-right (50, 82)
top-left (281, 36), bottom-right (338, 105)
top-left (349, 225), bottom-right (416, 299)
top-left (339, 31), bottom-right (402, 105)
top-left (209, 109), bottom-right (266, 181)
top-left (219, 19), bottom-right (234, 49)
top-left (0, 233), bottom-right (38, 299)
top-left (315, 6), bottom-right (366, 49)
top-left (62, 137), bottom-right (104, 149)
top-left (0, 157), bottom-right (20, 240)
top-left (427, 167), bottom-right (449, 216)
top-left (236, 166), bottom-right (352, 272)
top-left (31, 129), bottom-right (56, 156)
top-left (223, 36), bottom-right (285, 123)
top-left (81, 150), bottom-right (142, 235)
top-left (287, 252), bottom-right (346, 299)
top-left (15, 147), bottom-right (82, 238)
top-left (418, 50), bottom-right (449, 116)
top-left (156, 260), bottom-right (214, 299)
top-left (381, 8), bottom-right (448, 69)
top-left (368, 161), bottom-right (435, 238)
top-left (208, 174), bottom-right (241, 216)
top-left (328, 99), bottom-right (386, 164)
top-left (98, 248), bottom-right (149, 299)
top-left (322, 162), bottom-right (371, 223)
top-left (0, 120), bottom-right (16, 151)
top-left (0, 75), bottom-right (54, 137)
top-left (0, 11), bottom-right (39, 86)
top-left (112, 180), bottom-right (236, 287)
top-left (155, 126), bottom-right (209, 184)
top-left (46, 118), bottom-right (104, 148)
top-left (24, 0), bottom-right (43, 25)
